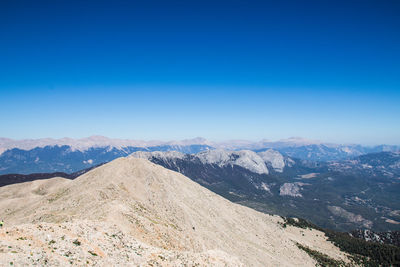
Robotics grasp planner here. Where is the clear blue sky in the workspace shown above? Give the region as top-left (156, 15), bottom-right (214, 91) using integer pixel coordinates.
top-left (1, 0), bottom-right (399, 145)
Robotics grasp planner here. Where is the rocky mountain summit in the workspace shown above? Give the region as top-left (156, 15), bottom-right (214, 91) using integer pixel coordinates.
top-left (0, 157), bottom-right (350, 266)
top-left (133, 148), bottom-right (288, 174)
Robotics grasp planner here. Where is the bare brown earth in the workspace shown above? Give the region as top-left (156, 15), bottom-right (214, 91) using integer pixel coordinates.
top-left (0, 157), bottom-right (350, 266)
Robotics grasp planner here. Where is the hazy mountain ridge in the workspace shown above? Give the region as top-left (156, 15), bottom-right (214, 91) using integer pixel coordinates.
top-left (0, 136), bottom-right (213, 155)
top-left (3, 137), bottom-right (398, 175)
top-left (0, 144), bottom-right (211, 175)
top-left (2, 136), bottom-right (399, 161)
top-left (328, 151), bottom-right (400, 177)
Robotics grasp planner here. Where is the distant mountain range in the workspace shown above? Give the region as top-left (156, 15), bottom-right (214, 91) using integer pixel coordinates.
top-left (1, 136), bottom-right (399, 175)
top-left (1, 136), bottom-right (400, 232)
top-left (1, 135), bottom-right (399, 156)
top-left (0, 136), bottom-right (212, 154)
top-left (0, 144), bottom-right (211, 174)
top-left (3, 145), bottom-right (399, 232)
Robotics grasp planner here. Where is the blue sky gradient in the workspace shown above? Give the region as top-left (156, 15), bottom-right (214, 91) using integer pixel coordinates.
top-left (1, 0), bottom-right (399, 144)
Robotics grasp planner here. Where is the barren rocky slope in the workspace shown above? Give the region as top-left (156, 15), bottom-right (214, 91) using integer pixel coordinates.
top-left (0, 157), bottom-right (350, 266)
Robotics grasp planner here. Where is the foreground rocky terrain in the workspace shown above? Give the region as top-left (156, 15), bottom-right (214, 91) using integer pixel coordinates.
top-left (0, 221), bottom-right (240, 266)
top-left (0, 157), bottom-right (350, 266)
